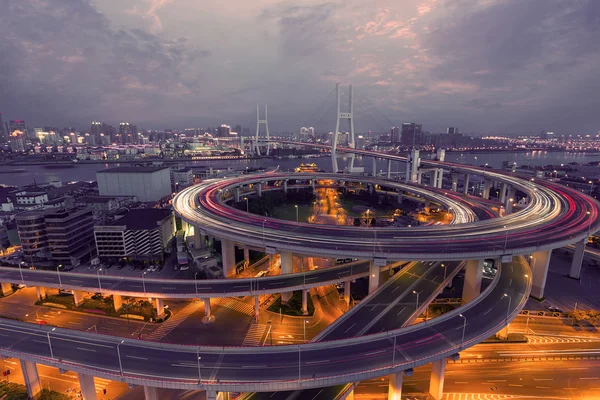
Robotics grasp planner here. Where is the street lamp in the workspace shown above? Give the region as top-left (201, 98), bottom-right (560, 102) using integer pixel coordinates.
top-left (56, 265), bottom-right (63, 288)
top-left (18, 261), bottom-right (25, 283)
top-left (117, 340), bottom-right (125, 377)
top-left (459, 314), bottom-right (467, 348)
top-left (503, 293), bottom-right (512, 340)
top-left (262, 220), bottom-right (266, 245)
top-left (589, 181), bottom-right (594, 195)
top-left (197, 348), bottom-right (202, 384)
top-left (503, 225), bottom-right (508, 251)
top-left (441, 263), bottom-right (446, 282)
top-left (244, 197), bottom-right (249, 213)
top-left (295, 204), bottom-right (299, 222)
top-left (142, 272), bottom-right (147, 293)
top-left (47, 327), bottom-right (56, 360)
top-left (303, 319), bottom-right (308, 343)
top-left (412, 290), bottom-right (421, 311)
top-left (96, 269), bottom-right (103, 290)
top-left (194, 272), bottom-right (199, 295)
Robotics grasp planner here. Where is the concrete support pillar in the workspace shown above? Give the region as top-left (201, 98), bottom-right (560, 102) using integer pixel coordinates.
top-left (254, 295), bottom-right (260, 318)
top-left (0, 282), bottom-right (12, 296)
top-left (182, 220), bottom-right (188, 233)
top-left (429, 359), bottom-right (446, 400)
top-left (155, 298), bottom-right (165, 319)
top-left (531, 249), bottom-right (552, 299)
top-left (73, 290), bottom-right (84, 306)
top-left (500, 182), bottom-right (508, 203)
top-left (463, 174), bottom-right (470, 195)
top-left (206, 391), bottom-right (217, 400)
top-left (387, 159), bottom-right (392, 179)
top-left (462, 259), bottom-right (484, 304)
top-left (372, 157), bottom-right (377, 177)
top-left (203, 298), bottom-right (214, 323)
top-left (368, 184), bottom-right (373, 194)
top-left (284, 180), bottom-right (288, 193)
top-left (302, 289), bottom-right (308, 315)
top-left (569, 238), bottom-right (587, 280)
top-left (397, 191), bottom-right (403, 204)
top-left (451, 174), bottom-right (459, 192)
top-left (36, 286), bottom-right (47, 300)
top-left (144, 386), bottom-right (159, 400)
top-left (257, 182), bottom-right (262, 197)
top-left (20, 360), bottom-right (41, 399)
top-left (78, 373), bottom-right (97, 400)
top-left (243, 247), bottom-right (250, 267)
top-left (505, 187), bottom-right (516, 214)
top-left (388, 371), bottom-right (403, 400)
top-left (311, 179), bottom-right (316, 190)
top-left (307, 257), bottom-right (315, 270)
top-left (417, 171), bottom-right (423, 185)
top-left (436, 169), bottom-right (443, 188)
top-left (431, 169), bottom-right (438, 187)
top-left (369, 259), bottom-right (386, 294)
top-left (482, 179), bottom-right (492, 199)
top-left (221, 238), bottom-right (236, 277)
top-left (496, 324), bottom-right (509, 340)
top-left (113, 294), bottom-right (123, 311)
top-left (207, 235), bottom-right (214, 248)
top-left (280, 252), bottom-right (293, 303)
top-left (344, 281), bottom-right (351, 306)
top-left (346, 389), bottom-right (354, 400)
top-left (195, 230), bottom-right (205, 249)
top-left (235, 187), bottom-right (240, 202)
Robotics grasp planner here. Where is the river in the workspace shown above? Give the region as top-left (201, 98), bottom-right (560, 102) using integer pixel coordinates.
top-left (0, 150), bottom-right (598, 187)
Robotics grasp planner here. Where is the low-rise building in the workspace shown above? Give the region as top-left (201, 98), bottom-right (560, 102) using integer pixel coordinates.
top-left (96, 166), bottom-right (172, 202)
top-left (94, 208), bottom-right (175, 261)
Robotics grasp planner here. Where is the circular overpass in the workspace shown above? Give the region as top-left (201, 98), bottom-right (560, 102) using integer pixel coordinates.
top-left (174, 168), bottom-right (600, 261)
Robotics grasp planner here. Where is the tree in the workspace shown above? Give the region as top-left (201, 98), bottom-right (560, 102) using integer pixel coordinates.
top-left (353, 218), bottom-right (361, 226)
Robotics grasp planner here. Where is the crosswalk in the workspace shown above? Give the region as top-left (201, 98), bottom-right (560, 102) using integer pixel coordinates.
top-left (214, 297), bottom-right (254, 315)
top-left (94, 376), bottom-right (112, 396)
top-left (444, 394), bottom-right (567, 400)
top-left (242, 323), bottom-right (267, 346)
top-left (526, 334), bottom-right (600, 345)
top-left (144, 301), bottom-right (203, 341)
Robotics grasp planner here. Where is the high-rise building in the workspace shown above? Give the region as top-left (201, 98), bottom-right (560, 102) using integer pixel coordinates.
top-left (216, 125), bottom-right (231, 137)
top-left (234, 125), bottom-right (242, 134)
top-left (390, 127), bottom-right (400, 144)
top-left (0, 113), bottom-right (6, 143)
top-left (119, 122), bottom-right (138, 144)
top-left (400, 123), bottom-right (423, 146)
top-left (447, 127), bottom-right (458, 135)
top-left (90, 121), bottom-right (101, 144)
top-left (8, 120), bottom-right (26, 152)
top-left (16, 211), bottom-right (50, 263)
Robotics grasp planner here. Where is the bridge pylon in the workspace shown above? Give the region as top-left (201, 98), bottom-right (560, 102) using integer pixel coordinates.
top-left (254, 104), bottom-right (270, 156)
top-left (332, 84), bottom-right (356, 173)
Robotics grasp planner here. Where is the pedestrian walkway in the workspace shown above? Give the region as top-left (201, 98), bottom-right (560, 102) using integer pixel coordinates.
top-left (242, 323), bottom-right (267, 346)
top-left (214, 297), bottom-right (254, 315)
top-left (144, 301), bottom-right (203, 341)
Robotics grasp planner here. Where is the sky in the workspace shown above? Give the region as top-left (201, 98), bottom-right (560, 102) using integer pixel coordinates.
top-left (1, 0), bottom-right (600, 134)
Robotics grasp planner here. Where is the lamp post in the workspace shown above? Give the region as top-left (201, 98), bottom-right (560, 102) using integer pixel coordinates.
top-left (441, 263), bottom-right (446, 281)
top-left (196, 348), bottom-right (202, 384)
top-left (303, 319), bottom-right (308, 343)
top-left (244, 197), bottom-right (249, 213)
top-left (412, 290), bottom-right (421, 312)
top-left (18, 261), bottom-right (25, 283)
top-left (589, 181), bottom-right (594, 196)
top-left (142, 272), bottom-right (147, 293)
top-left (503, 225), bottom-right (508, 251)
top-left (194, 272), bottom-right (199, 295)
top-left (47, 328), bottom-right (56, 360)
top-left (295, 205), bottom-right (299, 222)
top-left (503, 293), bottom-right (512, 340)
top-left (262, 220), bottom-right (266, 245)
top-left (96, 269), bottom-right (102, 290)
top-left (117, 340), bottom-right (125, 377)
top-left (56, 265), bottom-right (63, 288)
top-left (459, 313), bottom-right (467, 348)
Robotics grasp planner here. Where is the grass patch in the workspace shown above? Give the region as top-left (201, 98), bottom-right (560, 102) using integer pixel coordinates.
top-left (0, 382), bottom-right (70, 400)
top-left (36, 293), bottom-right (167, 322)
top-left (268, 291), bottom-right (315, 316)
top-left (271, 203), bottom-right (313, 222)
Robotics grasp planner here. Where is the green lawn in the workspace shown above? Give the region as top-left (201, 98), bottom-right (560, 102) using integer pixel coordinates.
top-left (271, 203), bottom-right (313, 222)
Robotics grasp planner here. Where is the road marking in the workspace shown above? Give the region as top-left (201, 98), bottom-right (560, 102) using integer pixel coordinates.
top-left (161, 287), bottom-right (177, 290)
top-left (579, 377), bottom-right (599, 380)
top-left (454, 381), bottom-right (468, 384)
top-left (569, 367), bottom-right (588, 370)
top-left (534, 378), bottom-right (554, 381)
top-left (242, 365), bottom-right (265, 368)
top-left (306, 360), bottom-right (329, 365)
top-left (396, 307), bottom-right (406, 317)
top-left (508, 384), bottom-right (523, 387)
top-left (364, 350), bottom-right (385, 356)
top-left (344, 323), bottom-right (356, 334)
top-left (76, 347), bottom-right (96, 353)
top-left (126, 355), bottom-right (148, 360)
top-left (536, 386), bottom-right (551, 389)
top-left (233, 285), bottom-right (248, 288)
top-left (487, 380), bottom-right (506, 382)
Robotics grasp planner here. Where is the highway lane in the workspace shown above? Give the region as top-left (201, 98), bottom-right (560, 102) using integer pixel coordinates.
top-left (0, 260), bottom-right (372, 299)
top-left (0, 257), bottom-right (528, 392)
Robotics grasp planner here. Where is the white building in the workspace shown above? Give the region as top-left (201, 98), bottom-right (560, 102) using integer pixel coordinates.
top-left (96, 166), bottom-right (172, 202)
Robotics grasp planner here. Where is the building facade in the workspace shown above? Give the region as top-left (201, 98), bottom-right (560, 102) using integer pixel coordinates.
top-left (16, 211), bottom-right (50, 263)
top-left (96, 166), bottom-right (172, 202)
top-left (94, 209), bottom-right (175, 260)
top-left (401, 123), bottom-right (423, 147)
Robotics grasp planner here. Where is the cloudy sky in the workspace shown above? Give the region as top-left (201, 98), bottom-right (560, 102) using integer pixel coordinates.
top-left (1, 0), bottom-right (600, 134)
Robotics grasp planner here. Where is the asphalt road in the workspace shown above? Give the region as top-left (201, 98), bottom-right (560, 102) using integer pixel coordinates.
top-left (0, 257), bottom-right (529, 391)
top-left (0, 260), bottom-right (372, 299)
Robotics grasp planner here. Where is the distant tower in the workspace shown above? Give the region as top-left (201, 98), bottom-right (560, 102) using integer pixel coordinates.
top-left (331, 84), bottom-right (356, 173)
top-left (254, 105), bottom-right (270, 156)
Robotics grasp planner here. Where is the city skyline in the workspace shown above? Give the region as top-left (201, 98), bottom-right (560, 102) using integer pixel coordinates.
top-left (2, 1), bottom-right (600, 134)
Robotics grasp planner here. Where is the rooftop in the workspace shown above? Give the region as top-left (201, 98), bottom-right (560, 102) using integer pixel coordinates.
top-left (97, 166), bottom-right (169, 174)
top-left (111, 208), bottom-right (172, 230)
